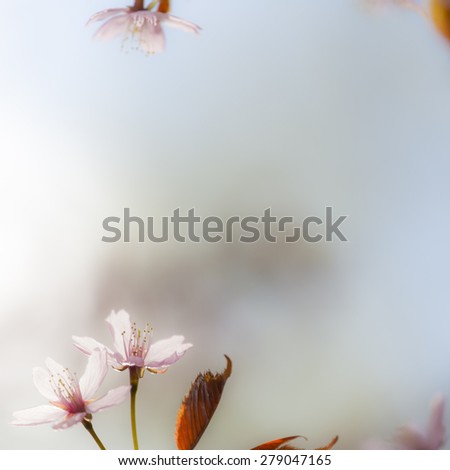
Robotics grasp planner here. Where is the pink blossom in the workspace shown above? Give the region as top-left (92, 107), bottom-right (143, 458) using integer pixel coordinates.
top-left (365, 395), bottom-right (446, 449)
top-left (392, 395), bottom-right (446, 449)
top-left (12, 349), bottom-right (130, 430)
top-left (73, 310), bottom-right (192, 375)
top-left (367, 0), bottom-right (428, 17)
top-left (87, 8), bottom-right (201, 54)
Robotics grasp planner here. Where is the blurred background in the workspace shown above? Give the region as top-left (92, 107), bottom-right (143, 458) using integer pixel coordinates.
top-left (1, 0), bottom-right (450, 449)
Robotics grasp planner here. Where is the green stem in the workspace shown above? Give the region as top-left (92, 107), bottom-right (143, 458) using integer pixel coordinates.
top-left (82, 418), bottom-right (106, 450)
top-left (129, 367), bottom-right (140, 450)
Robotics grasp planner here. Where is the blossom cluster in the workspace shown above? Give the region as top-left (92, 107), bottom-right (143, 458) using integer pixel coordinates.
top-left (11, 309), bottom-right (446, 449)
top-left (12, 310), bottom-right (191, 448)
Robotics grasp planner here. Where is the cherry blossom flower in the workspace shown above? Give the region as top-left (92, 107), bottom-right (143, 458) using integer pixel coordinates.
top-left (73, 310), bottom-right (192, 376)
top-left (87, 8), bottom-right (201, 55)
top-left (12, 349), bottom-right (130, 430)
top-left (365, 395), bottom-right (446, 449)
top-left (392, 395), bottom-right (446, 449)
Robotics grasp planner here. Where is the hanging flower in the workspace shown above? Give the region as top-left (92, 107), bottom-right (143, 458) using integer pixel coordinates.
top-left (12, 349), bottom-right (130, 430)
top-left (87, 7), bottom-right (201, 55)
top-left (73, 310), bottom-right (192, 376)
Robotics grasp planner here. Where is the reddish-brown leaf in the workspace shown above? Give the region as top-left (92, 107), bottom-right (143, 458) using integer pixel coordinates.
top-left (251, 436), bottom-right (304, 450)
top-left (315, 435), bottom-right (339, 450)
top-left (252, 435), bottom-right (339, 450)
top-left (175, 355), bottom-right (232, 450)
top-left (157, 0), bottom-right (170, 13)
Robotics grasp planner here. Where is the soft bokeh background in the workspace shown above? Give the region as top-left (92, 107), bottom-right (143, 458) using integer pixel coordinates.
top-left (1, 0), bottom-right (450, 449)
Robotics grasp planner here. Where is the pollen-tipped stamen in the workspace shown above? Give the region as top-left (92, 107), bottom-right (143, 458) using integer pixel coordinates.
top-left (49, 368), bottom-right (84, 412)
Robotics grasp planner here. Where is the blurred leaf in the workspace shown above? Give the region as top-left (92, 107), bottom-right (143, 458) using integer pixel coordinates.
top-left (157, 0), bottom-right (170, 13)
top-left (175, 355), bottom-right (232, 450)
top-left (252, 435), bottom-right (339, 450)
top-left (315, 435), bottom-right (339, 450)
top-left (251, 436), bottom-right (304, 450)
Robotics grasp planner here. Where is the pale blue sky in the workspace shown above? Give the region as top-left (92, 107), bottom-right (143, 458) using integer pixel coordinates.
top-left (2, 0), bottom-right (450, 449)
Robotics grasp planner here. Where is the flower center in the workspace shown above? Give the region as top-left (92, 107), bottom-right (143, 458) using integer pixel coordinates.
top-left (130, 12), bottom-right (159, 33)
top-left (124, 322), bottom-right (152, 363)
top-left (49, 368), bottom-right (85, 413)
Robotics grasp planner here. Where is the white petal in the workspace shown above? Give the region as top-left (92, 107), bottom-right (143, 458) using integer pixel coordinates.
top-left (146, 335), bottom-right (192, 368)
top-left (140, 22), bottom-right (166, 55)
top-left (394, 424), bottom-right (428, 449)
top-left (32, 367), bottom-right (57, 401)
top-left (87, 8), bottom-right (129, 26)
top-left (86, 385), bottom-right (131, 414)
top-left (45, 357), bottom-right (67, 377)
top-left (106, 310), bottom-right (131, 357)
top-left (52, 412), bottom-right (86, 430)
top-left (157, 13), bottom-right (201, 34)
top-left (94, 16), bottom-right (131, 42)
top-left (72, 336), bottom-right (112, 356)
top-left (79, 349), bottom-right (108, 400)
top-left (363, 438), bottom-right (388, 450)
top-left (12, 405), bottom-right (66, 426)
top-left (109, 351), bottom-right (127, 369)
top-left (427, 395), bottom-right (446, 449)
